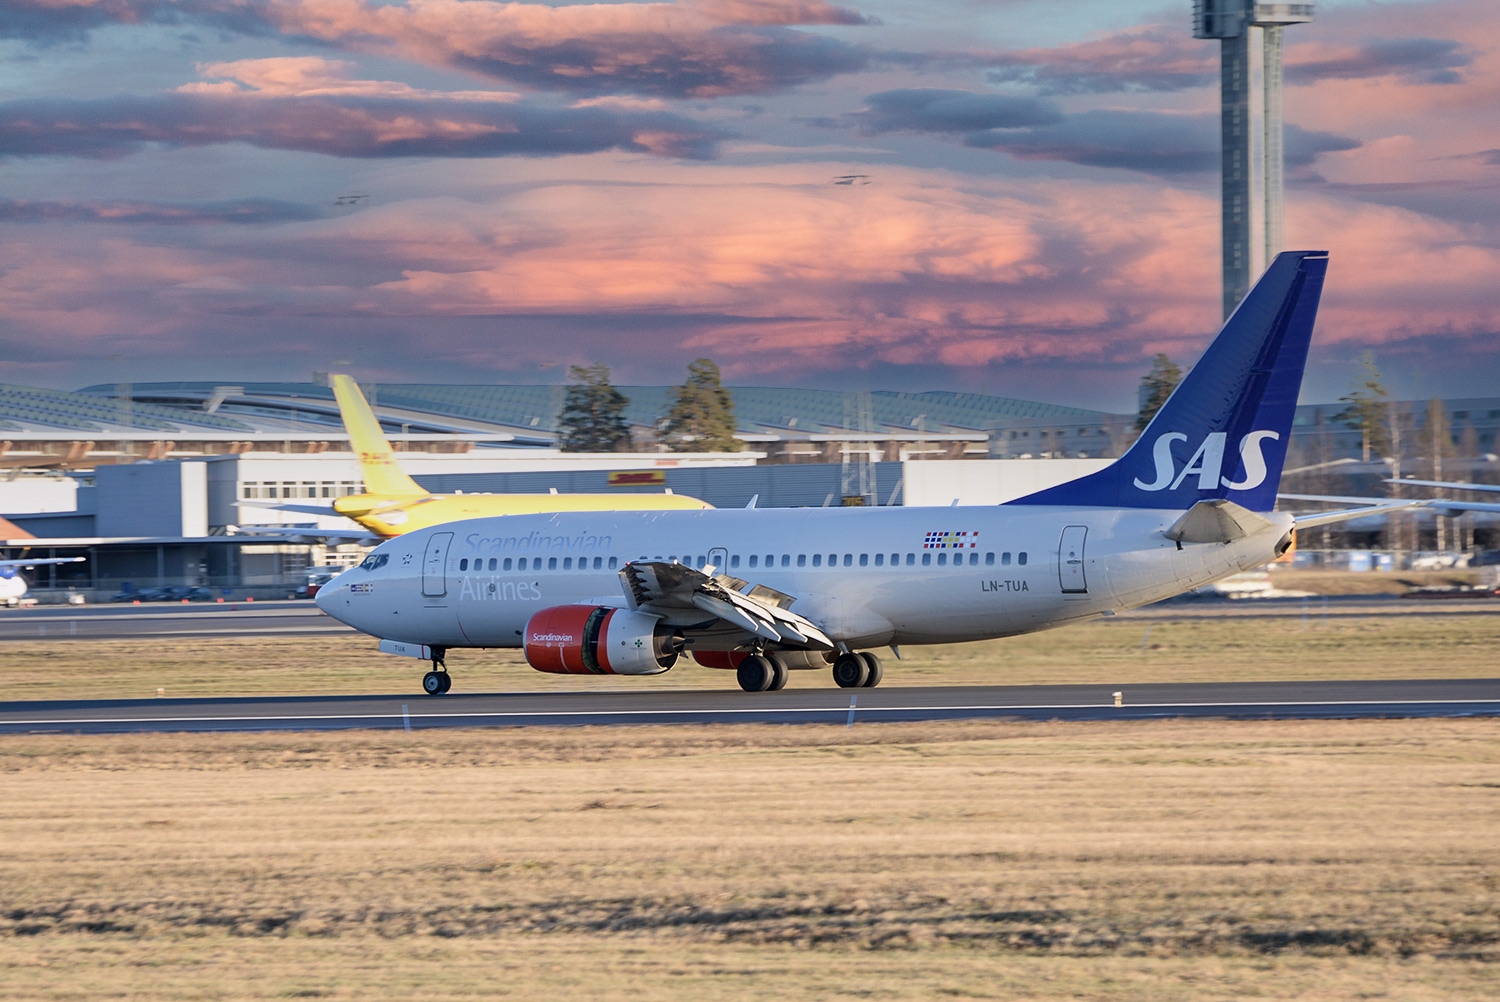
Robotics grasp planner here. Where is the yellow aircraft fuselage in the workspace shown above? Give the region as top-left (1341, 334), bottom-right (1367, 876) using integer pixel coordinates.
top-left (333, 490), bottom-right (710, 538)
top-left (327, 374), bottom-right (713, 538)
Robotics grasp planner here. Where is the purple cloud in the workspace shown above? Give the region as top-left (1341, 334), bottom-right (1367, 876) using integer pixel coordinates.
top-left (0, 92), bottom-right (727, 160)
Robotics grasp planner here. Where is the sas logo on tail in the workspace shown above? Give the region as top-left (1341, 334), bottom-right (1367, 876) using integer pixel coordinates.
top-left (1133, 431), bottom-right (1281, 493)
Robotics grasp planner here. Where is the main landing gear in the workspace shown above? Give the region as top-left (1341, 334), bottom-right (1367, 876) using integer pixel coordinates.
top-left (732, 650), bottom-right (884, 692)
top-left (736, 653), bottom-right (790, 693)
top-left (832, 651), bottom-right (883, 689)
top-left (422, 647), bottom-right (452, 696)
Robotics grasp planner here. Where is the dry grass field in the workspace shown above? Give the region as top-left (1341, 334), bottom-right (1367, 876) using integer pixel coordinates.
top-left (2, 718), bottom-right (1499, 1000)
top-left (1, 602), bottom-right (1496, 700)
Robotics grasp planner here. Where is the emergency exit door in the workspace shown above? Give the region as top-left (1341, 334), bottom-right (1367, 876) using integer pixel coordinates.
top-left (423, 531), bottom-right (453, 598)
top-left (1058, 525), bottom-right (1088, 594)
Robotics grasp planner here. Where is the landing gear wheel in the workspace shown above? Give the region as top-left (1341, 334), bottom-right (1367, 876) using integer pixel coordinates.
top-left (832, 652), bottom-right (869, 689)
top-left (438, 671), bottom-right (452, 694)
top-left (422, 670), bottom-right (449, 696)
top-left (857, 652), bottom-right (883, 688)
top-left (766, 654), bottom-right (790, 691)
top-left (736, 655), bottom-right (775, 692)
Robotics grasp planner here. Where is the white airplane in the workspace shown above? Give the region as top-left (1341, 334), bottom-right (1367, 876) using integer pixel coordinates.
top-left (319, 251), bottom-right (1423, 696)
top-left (0, 556), bottom-right (86, 607)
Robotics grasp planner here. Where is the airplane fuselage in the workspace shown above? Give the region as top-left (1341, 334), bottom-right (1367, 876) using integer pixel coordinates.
top-left (317, 505), bottom-right (1293, 650)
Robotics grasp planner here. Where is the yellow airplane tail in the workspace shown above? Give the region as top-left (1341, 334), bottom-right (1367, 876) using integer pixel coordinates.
top-left (331, 374), bottom-right (427, 498)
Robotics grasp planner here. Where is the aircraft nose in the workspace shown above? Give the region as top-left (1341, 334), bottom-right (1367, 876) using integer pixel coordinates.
top-left (314, 580), bottom-right (341, 619)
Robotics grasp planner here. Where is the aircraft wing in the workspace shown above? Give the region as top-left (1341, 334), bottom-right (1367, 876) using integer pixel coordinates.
top-left (1385, 478), bottom-right (1500, 494)
top-left (0, 556), bottom-right (86, 569)
top-left (230, 524), bottom-right (379, 543)
top-left (618, 561), bottom-right (834, 649)
top-left (235, 499), bottom-right (343, 517)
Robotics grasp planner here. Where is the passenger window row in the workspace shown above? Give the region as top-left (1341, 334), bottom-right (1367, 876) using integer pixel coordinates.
top-left (456, 551), bottom-right (1029, 574)
top-left (459, 556), bottom-right (621, 572)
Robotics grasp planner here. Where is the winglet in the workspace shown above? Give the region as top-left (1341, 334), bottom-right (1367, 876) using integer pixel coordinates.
top-left (331, 375), bottom-right (426, 498)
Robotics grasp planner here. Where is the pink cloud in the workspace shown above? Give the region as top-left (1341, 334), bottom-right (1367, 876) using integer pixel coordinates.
top-left (6, 162), bottom-right (1493, 390)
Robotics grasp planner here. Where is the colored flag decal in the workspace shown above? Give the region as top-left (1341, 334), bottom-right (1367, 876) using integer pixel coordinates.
top-left (350, 582), bottom-right (375, 593)
top-left (923, 531), bottom-right (979, 549)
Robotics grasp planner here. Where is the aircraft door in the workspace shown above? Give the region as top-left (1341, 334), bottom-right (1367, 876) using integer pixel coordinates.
top-left (422, 531), bottom-right (454, 598)
top-left (1058, 525), bottom-right (1088, 594)
top-left (707, 547), bottom-right (728, 573)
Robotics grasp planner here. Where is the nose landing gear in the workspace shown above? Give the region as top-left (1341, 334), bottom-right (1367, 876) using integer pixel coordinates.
top-left (421, 647), bottom-right (451, 696)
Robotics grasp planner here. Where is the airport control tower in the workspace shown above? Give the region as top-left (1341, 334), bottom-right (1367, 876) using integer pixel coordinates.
top-left (1194, 1), bottom-right (1315, 318)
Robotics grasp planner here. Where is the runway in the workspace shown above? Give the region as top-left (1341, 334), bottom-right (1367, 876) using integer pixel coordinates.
top-left (0, 593), bottom-right (1494, 641)
top-left (0, 600), bottom-right (349, 639)
top-left (3, 678), bottom-right (1498, 735)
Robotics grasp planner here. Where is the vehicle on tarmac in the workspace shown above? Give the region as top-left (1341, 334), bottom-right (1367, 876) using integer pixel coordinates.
top-left (237, 374), bottom-right (712, 542)
top-left (318, 252), bottom-right (1433, 697)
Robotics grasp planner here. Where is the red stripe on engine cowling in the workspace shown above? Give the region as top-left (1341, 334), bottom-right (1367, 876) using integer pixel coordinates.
top-left (523, 605), bottom-right (596, 674)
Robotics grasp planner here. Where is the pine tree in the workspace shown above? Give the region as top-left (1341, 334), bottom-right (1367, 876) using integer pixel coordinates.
top-left (1332, 352), bottom-right (1391, 462)
top-left (661, 358), bottom-right (741, 452)
top-left (1136, 354), bottom-right (1183, 431)
top-left (558, 363), bottom-right (632, 453)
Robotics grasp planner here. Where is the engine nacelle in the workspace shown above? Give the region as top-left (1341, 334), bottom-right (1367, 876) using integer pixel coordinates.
top-left (524, 605), bottom-right (678, 675)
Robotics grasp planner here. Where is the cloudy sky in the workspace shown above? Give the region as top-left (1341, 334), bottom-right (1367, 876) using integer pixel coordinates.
top-left (1, 0), bottom-right (1496, 410)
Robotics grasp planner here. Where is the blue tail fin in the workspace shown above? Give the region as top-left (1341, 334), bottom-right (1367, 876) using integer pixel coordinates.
top-left (1008, 250), bottom-right (1328, 512)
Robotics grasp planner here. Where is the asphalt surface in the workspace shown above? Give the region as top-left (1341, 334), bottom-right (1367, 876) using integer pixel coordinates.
top-left (0, 600), bottom-right (348, 639)
top-left (0, 593), bottom-right (1495, 641)
top-left (3, 678), bottom-right (1498, 735)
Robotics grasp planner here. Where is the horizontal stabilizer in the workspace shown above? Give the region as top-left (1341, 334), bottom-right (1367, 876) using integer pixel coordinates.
top-left (1165, 499), bottom-right (1276, 543)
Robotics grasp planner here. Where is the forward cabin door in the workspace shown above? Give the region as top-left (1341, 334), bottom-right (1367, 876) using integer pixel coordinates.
top-left (422, 531), bottom-right (454, 598)
top-left (1058, 525), bottom-right (1088, 594)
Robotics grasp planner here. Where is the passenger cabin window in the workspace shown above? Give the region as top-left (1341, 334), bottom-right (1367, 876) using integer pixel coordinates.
top-left (731, 555), bottom-right (741, 569)
top-left (985, 552), bottom-right (995, 566)
top-left (489, 558), bottom-right (497, 571)
top-left (1002, 552), bottom-right (1011, 565)
top-left (874, 553), bottom-right (884, 566)
top-left (781, 554), bottom-right (790, 567)
top-left (812, 554), bottom-right (822, 567)
top-left (594, 556), bottom-right (603, 570)
top-left (608, 557), bottom-right (618, 569)
top-left (922, 553), bottom-right (931, 566)
top-left (459, 558), bottom-right (469, 571)
top-left (937, 553), bottom-right (947, 566)
top-left (828, 553), bottom-right (837, 566)
top-left (798, 554), bottom-right (807, 567)
top-left (969, 553), bottom-right (978, 566)
top-left (766, 554), bottom-right (774, 567)
top-left (548, 557), bottom-right (558, 570)
top-left (1019, 552), bottom-right (1028, 565)
top-left (564, 557), bottom-right (572, 570)
top-left (905, 553), bottom-right (914, 566)
top-left (859, 554), bottom-right (868, 566)
top-left (748, 555), bottom-right (758, 568)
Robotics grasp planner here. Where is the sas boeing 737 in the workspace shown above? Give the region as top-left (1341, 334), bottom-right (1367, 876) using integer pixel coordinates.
top-left (318, 251), bottom-right (1426, 696)
top-left (239, 374), bottom-right (711, 540)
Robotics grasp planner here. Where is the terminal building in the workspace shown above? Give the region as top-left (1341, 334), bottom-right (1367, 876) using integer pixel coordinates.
top-left (0, 379), bottom-right (1495, 601)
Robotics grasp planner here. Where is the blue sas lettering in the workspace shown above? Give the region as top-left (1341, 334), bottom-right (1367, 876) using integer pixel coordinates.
top-left (1132, 430), bottom-right (1280, 492)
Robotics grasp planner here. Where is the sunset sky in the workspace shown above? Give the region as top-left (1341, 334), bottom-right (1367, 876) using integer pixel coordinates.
top-left (2, 0), bottom-right (1497, 411)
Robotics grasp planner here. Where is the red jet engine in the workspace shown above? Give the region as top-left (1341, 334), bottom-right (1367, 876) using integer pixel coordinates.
top-left (524, 605), bottom-right (678, 675)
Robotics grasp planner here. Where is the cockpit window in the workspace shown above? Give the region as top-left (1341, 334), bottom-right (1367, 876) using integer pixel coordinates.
top-left (359, 552), bottom-right (389, 571)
